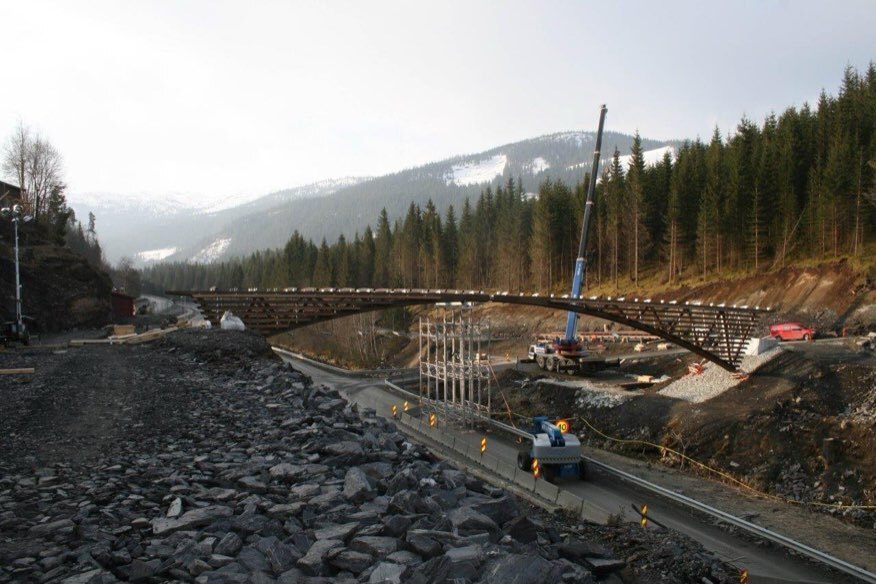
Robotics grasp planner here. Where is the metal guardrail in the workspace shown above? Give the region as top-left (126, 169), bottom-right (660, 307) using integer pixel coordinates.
top-left (391, 408), bottom-right (587, 517)
top-left (584, 458), bottom-right (876, 583)
top-left (271, 347), bottom-right (404, 378)
top-left (386, 380), bottom-right (876, 583)
top-left (279, 353), bottom-right (874, 583)
top-left (383, 379), bottom-right (534, 441)
top-left (180, 288), bottom-right (770, 370)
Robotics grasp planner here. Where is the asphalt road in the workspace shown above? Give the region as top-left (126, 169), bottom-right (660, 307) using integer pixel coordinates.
top-left (275, 350), bottom-right (856, 584)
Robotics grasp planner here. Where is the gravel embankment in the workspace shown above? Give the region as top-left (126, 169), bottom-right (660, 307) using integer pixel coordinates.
top-left (658, 347), bottom-right (783, 403)
top-left (0, 330), bottom-right (737, 583)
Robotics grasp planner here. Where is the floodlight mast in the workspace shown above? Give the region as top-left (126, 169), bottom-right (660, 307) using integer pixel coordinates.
top-left (14, 213), bottom-right (21, 326)
top-left (2, 204), bottom-right (29, 334)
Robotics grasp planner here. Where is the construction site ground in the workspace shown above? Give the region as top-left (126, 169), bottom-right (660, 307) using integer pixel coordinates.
top-left (271, 261), bottom-right (876, 550)
top-left (492, 341), bottom-right (876, 527)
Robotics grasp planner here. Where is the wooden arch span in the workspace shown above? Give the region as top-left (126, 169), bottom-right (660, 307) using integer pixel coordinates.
top-left (169, 289), bottom-right (770, 371)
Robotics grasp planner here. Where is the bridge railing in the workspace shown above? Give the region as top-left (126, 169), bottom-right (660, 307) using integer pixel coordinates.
top-left (168, 289), bottom-right (771, 370)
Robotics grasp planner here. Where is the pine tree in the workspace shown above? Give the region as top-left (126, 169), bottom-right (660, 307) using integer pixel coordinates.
top-left (333, 234), bottom-right (351, 287)
top-left (697, 128), bottom-right (722, 278)
top-left (529, 182), bottom-right (552, 290)
top-left (457, 199), bottom-right (478, 288)
top-left (605, 149), bottom-right (625, 290)
top-left (359, 226), bottom-right (376, 286)
top-left (626, 132), bottom-right (647, 286)
top-left (373, 209), bottom-right (393, 287)
top-left (312, 239), bottom-right (333, 286)
top-left (442, 205), bottom-right (458, 287)
top-left (421, 199), bottom-right (442, 288)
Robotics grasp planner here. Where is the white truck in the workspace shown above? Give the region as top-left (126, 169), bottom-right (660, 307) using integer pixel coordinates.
top-left (527, 338), bottom-right (618, 373)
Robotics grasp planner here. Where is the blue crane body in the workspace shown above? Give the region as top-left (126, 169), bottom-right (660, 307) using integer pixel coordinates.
top-left (529, 105), bottom-right (613, 374)
top-left (562, 104), bottom-right (608, 345)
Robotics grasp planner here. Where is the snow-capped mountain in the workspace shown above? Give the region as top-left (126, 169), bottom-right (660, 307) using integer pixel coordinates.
top-left (76, 132), bottom-right (677, 266)
top-left (67, 178), bottom-right (369, 265)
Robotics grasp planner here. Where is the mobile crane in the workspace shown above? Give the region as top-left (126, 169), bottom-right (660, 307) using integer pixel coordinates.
top-left (529, 104), bottom-right (613, 374)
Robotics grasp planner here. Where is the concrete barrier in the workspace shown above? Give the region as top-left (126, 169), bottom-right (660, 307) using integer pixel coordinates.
top-left (535, 479), bottom-right (560, 503)
top-left (556, 489), bottom-right (585, 513)
top-left (395, 409), bottom-right (585, 511)
top-left (497, 462), bottom-right (516, 482)
top-left (516, 474), bottom-right (536, 491)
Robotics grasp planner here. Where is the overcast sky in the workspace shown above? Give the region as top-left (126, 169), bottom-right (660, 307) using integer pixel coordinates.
top-left (1, 0), bottom-right (873, 203)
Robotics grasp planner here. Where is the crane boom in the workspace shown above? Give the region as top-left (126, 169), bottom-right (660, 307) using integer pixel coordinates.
top-left (563, 104), bottom-right (607, 341)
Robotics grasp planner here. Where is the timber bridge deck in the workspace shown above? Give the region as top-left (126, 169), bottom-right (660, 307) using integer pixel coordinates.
top-left (169, 288), bottom-right (771, 371)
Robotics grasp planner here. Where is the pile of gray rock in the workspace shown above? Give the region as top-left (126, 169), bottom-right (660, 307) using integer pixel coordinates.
top-left (0, 330), bottom-right (736, 583)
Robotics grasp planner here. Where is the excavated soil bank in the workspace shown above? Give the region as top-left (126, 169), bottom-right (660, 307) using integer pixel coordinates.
top-left (495, 346), bottom-right (876, 530)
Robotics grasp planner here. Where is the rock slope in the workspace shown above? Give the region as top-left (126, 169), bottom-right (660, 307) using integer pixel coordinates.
top-left (0, 330), bottom-right (736, 582)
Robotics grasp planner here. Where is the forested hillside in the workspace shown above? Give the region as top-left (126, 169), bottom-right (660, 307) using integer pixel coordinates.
top-left (145, 64), bottom-right (876, 294)
top-left (162, 131), bottom-right (669, 264)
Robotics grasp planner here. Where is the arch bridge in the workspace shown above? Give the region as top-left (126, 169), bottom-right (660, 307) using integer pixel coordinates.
top-left (168, 288), bottom-right (771, 371)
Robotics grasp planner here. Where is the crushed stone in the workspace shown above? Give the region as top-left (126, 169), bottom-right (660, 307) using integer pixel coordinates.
top-left (659, 346), bottom-right (784, 403)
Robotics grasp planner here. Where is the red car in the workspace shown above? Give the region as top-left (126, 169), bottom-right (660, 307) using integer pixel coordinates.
top-left (769, 322), bottom-right (815, 342)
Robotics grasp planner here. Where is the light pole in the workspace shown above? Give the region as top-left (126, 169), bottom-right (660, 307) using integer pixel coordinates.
top-left (1, 203), bottom-right (33, 341)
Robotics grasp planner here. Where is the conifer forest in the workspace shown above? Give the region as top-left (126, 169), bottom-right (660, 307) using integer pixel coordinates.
top-left (145, 64), bottom-right (876, 294)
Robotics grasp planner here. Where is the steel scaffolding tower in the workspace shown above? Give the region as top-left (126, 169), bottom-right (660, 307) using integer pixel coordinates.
top-left (418, 303), bottom-right (492, 426)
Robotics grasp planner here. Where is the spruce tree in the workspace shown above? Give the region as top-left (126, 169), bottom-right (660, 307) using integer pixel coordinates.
top-left (626, 132), bottom-right (647, 286)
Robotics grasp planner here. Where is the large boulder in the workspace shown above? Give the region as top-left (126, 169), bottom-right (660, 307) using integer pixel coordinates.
top-left (480, 553), bottom-right (566, 584)
top-left (447, 507), bottom-right (498, 536)
top-left (296, 539), bottom-right (343, 576)
top-left (349, 536), bottom-right (399, 558)
top-left (151, 505), bottom-right (233, 536)
top-left (343, 467), bottom-right (374, 503)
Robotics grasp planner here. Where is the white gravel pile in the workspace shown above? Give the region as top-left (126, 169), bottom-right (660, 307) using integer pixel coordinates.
top-left (534, 378), bottom-right (636, 409)
top-left (574, 389), bottom-right (634, 408)
top-left (659, 346), bottom-right (784, 403)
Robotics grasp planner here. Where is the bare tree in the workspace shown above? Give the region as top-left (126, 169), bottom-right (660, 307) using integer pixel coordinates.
top-left (2, 121), bottom-right (64, 221)
top-left (27, 135), bottom-right (63, 221)
top-left (2, 122), bottom-right (29, 196)
top-left (113, 257), bottom-right (142, 297)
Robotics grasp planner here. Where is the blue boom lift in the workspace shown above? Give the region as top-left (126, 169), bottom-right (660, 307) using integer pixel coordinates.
top-left (516, 416), bottom-right (586, 481)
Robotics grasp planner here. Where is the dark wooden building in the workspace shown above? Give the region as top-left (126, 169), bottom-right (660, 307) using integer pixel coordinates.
top-left (111, 292), bottom-right (135, 318)
top-left (0, 180), bottom-right (23, 209)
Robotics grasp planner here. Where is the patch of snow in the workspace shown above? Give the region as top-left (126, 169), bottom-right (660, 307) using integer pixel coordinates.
top-left (198, 192), bottom-right (264, 214)
top-left (615, 145), bottom-right (675, 170)
top-left (537, 131), bottom-right (595, 147)
top-left (529, 157), bottom-right (550, 174)
top-left (584, 145), bottom-right (678, 182)
top-left (192, 238), bottom-right (231, 263)
top-left (136, 247), bottom-right (178, 262)
top-left (446, 154), bottom-right (507, 186)
top-left (198, 177), bottom-right (368, 214)
top-left (521, 192), bottom-right (539, 201)
top-left (68, 191), bottom-right (204, 217)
